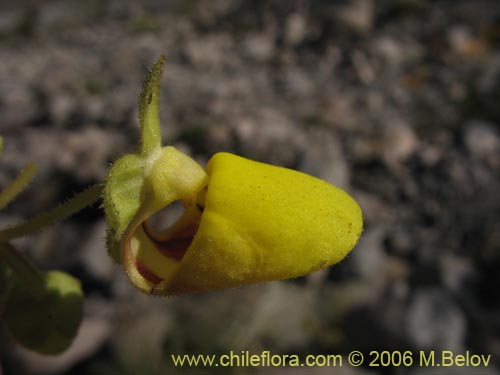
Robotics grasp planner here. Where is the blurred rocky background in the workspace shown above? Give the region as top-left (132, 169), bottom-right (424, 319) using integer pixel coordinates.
top-left (0, 0), bottom-right (499, 374)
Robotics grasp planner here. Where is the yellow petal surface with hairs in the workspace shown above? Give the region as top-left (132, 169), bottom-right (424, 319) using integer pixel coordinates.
top-left (122, 150), bottom-right (363, 295)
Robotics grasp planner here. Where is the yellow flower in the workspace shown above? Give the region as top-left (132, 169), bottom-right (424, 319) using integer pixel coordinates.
top-left (104, 56), bottom-right (363, 295)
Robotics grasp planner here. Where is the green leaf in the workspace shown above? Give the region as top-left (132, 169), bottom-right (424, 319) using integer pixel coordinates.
top-left (4, 271), bottom-right (83, 355)
top-left (0, 242), bottom-right (46, 298)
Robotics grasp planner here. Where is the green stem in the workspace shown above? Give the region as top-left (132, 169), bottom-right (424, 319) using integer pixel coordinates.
top-left (0, 242), bottom-right (46, 298)
top-left (0, 183), bottom-right (102, 242)
top-left (0, 162), bottom-right (38, 210)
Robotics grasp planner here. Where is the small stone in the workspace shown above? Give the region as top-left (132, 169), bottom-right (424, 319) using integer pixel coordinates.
top-left (382, 121), bottom-right (420, 169)
top-left (299, 130), bottom-right (349, 189)
top-left (373, 36), bottom-right (403, 65)
top-left (243, 32), bottom-right (276, 62)
top-left (419, 144), bottom-right (444, 167)
top-left (283, 67), bottom-right (315, 99)
top-left (284, 13), bottom-right (307, 46)
top-left (350, 227), bottom-right (385, 281)
top-left (185, 34), bottom-right (234, 68)
top-left (355, 192), bottom-right (394, 224)
top-left (351, 50), bottom-right (375, 84)
top-left (232, 109), bottom-right (306, 167)
top-left (406, 288), bottom-right (466, 351)
top-left (440, 255), bottom-right (473, 293)
top-left (448, 25), bottom-right (488, 57)
top-left (464, 120), bottom-right (500, 166)
top-left (49, 94), bottom-right (78, 127)
top-left (335, 0), bottom-right (374, 34)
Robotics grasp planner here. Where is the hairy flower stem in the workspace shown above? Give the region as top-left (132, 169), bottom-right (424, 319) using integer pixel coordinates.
top-left (0, 162), bottom-right (38, 210)
top-left (0, 183), bottom-right (102, 242)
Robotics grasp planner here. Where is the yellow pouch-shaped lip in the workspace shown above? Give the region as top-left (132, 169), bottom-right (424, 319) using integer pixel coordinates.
top-left (122, 151), bottom-right (363, 295)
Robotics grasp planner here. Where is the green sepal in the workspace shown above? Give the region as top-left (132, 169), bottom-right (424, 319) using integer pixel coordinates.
top-left (139, 55), bottom-right (166, 156)
top-left (104, 154), bottom-right (145, 262)
top-left (104, 55), bottom-right (167, 262)
top-left (3, 271), bottom-right (83, 355)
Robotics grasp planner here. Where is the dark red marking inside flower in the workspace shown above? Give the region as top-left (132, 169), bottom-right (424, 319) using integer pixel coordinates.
top-left (134, 258), bottom-right (163, 285)
top-left (142, 223), bottom-right (197, 262)
top-left (156, 237), bottom-right (193, 261)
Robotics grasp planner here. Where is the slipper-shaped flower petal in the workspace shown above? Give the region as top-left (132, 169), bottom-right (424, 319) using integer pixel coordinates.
top-left (104, 56), bottom-right (363, 295)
